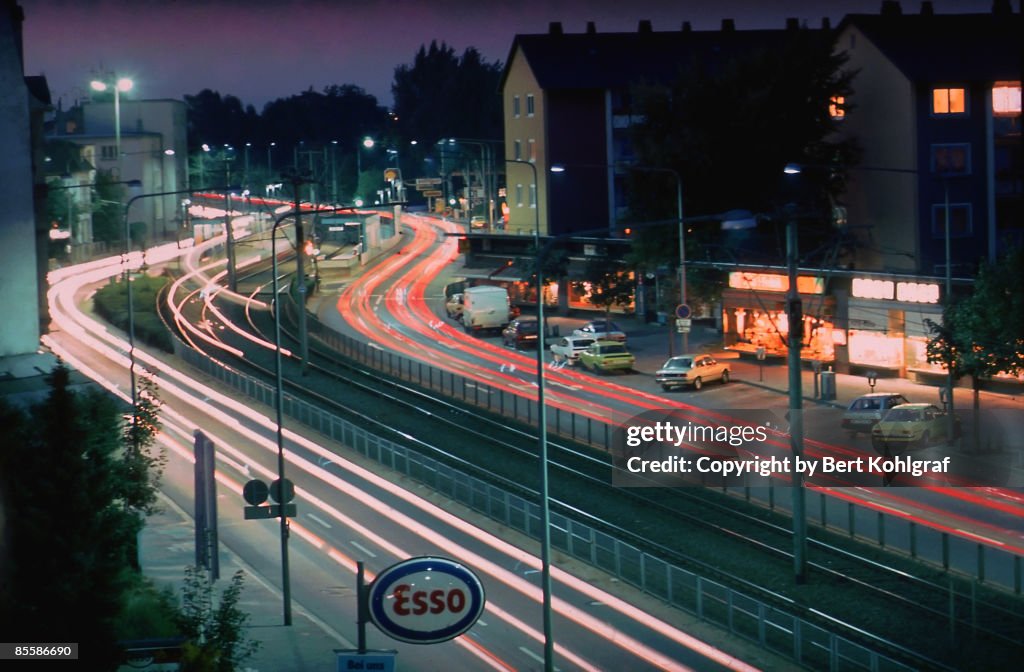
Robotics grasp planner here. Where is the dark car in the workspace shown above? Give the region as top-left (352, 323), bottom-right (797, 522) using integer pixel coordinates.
top-left (502, 318), bottom-right (538, 348)
top-left (841, 393), bottom-right (910, 437)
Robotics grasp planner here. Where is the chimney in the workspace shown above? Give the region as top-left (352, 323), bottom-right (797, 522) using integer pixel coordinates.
top-left (880, 1), bottom-right (902, 16)
top-left (721, 18), bottom-right (735, 31)
top-left (786, 17), bottom-right (799, 30)
top-left (548, 21), bottom-right (563, 35)
top-left (638, 19), bottom-right (653, 33)
top-left (921, 1), bottom-right (934, 15)
top-left (822, 17), bottom-right (832, 30)
top-left (586, 21), bottom-right (596, 34)
top-left (681, 21), bottom-right (692, 33)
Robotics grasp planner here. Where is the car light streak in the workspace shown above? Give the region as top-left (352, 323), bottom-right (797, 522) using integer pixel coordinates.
top-left (50, 265), bottom-right (757, 671)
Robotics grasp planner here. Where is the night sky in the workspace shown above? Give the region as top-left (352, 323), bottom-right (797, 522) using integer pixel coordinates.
top-left (22, 0), bottom-right (995, 110)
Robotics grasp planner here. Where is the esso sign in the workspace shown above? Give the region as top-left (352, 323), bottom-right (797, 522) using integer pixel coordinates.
top-left (368, 557), bottom-right (485, 644)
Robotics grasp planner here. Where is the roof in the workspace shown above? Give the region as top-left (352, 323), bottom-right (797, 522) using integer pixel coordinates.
top-left (502, 23), bottom-right (830, 92)
top-left (837, 7), bottom-right (1021, 82)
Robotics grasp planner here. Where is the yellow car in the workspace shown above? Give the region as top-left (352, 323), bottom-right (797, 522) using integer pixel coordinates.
top-left (871, 403), bottom-right (961, 453)
top-left (578, 340), bottom-right (635, 373)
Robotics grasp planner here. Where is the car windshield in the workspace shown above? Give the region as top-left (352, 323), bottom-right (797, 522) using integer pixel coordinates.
top-left (602, 344), bottom-right (626, 354)
top-left (665, 358), bottom-right (692, 369)
top-left (574, 339), bottom-right (594, 348)
top-left (588, 322), bottom-right (619, 332)
top-left (884, 409), bottom-right (920, 422)
top-left (519, 322), bottom-right (537, 333)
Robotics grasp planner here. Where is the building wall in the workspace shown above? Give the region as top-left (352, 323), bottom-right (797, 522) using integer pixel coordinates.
top-left (836, 25), bottom-right (919, 273)
top-left (0, 2), bottom-right (40, 356)
top-left (502, 48), bottom-right (548, 235)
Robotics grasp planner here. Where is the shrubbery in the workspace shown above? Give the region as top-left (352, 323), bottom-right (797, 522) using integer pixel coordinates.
top-left (93, 273), bottom-right (174, 352)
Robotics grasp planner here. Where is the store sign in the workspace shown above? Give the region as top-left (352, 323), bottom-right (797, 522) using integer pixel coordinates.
top-left (852, 278), bottom-right (939, 304)
top-left (728, 272), bottom-right (824, 295)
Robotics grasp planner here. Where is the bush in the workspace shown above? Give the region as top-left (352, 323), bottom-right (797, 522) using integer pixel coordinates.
top-left (93, 273), bottom-right (174, 352)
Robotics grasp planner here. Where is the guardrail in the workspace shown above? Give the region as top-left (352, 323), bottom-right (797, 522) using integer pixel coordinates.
top-left (175, 340), bottom-right (932, 672)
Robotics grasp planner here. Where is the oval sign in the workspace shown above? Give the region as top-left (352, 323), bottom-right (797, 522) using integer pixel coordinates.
top-left (368, 556), bottom-right (485, 644)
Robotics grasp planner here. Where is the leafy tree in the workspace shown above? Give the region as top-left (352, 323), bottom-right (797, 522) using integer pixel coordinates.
top-left (92, 169), bottom-right (128, 244)
top-left (176, 567), bottom-right (260, 672)
top-left (925, 247), bottom-right (1024, 450)
top-left (627, 29), bottom-right (859, 303)
top-left (573, 247), bottom-right (634, 318)
top-left (0, 364), bottom-right (157, 668)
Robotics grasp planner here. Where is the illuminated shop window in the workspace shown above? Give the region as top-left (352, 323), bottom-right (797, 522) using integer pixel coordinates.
top-left (849, 330), bottom-right (904, 368)
top-left (829, 96), bottom-right (846, 119)
top-left (932, 87), bottom-right (966, 115)
top-left (992, 83), bottom-right (1021, 115)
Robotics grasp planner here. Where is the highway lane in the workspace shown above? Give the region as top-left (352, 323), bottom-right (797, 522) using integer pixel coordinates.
top-left (318, 212), bottom-right (1024, 558)
top-left (46, 243), bottom-right (773, 671)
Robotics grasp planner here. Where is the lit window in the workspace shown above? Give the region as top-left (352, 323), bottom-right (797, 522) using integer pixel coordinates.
top-left (513, 139), bottom-right (521, 161)
top-left (526, 94), bottom-right (535, 116)
top-left (516, 184), bottom-right (523, 207)
top-left (513, 95), bottom-right (520, 117)
top-left (992, 84), bottom-right (1021, 115)
top-left (932, 87), bottom-right (966, 115)
top-left (528, 138), bottom-right (536, 162)
top-left (829, 96), bottom-right (845, 119)
top-left (529, 183), bottom-right (536, 208)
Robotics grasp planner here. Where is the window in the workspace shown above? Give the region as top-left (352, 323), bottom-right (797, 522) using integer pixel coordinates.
top-left (931, 144), bottom-right (970, 176)
top-left (932, 87), bottom-right (966, 115)
top-left (528, 138), bottom-right (536, 162)
top-left (992, 83), bottom-right (1021, 115)
top-left (513, 139), bottom-right (521, 161)
top-left (932, 203), bottom-right (972, 238)
top-left (100, 145), bottom-right (117, 161)
top-left (829, 96), bottom-right (846, 120)
top-left (513, 95), bottom-right (520, 117)
top-left (526, 94), bottom-right (535, 116)
top-left (515, 183), bottom-right (523, 207)
top-left (529, 183), bottom-right (537, 208)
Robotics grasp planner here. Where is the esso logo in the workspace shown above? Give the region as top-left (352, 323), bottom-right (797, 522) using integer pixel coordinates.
top-left (368, 557), bottom-right (485, 644)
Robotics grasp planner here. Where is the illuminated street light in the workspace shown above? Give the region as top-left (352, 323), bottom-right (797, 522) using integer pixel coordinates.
top-left (90, 75), bottom-right (133, 179)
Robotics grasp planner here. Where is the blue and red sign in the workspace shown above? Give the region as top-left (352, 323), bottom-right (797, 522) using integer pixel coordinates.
top-left (368, 557), bottom-right (485, 645)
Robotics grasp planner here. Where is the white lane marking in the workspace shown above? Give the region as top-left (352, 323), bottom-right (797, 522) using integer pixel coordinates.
top-left (518, 647), bottom-right (561, 671)
top-left (955, 529), bottom-right (1007, 547)
top-left (349, 540), bottom-right (377, 558)
top-left (308, 513), bottom-right (332, 529)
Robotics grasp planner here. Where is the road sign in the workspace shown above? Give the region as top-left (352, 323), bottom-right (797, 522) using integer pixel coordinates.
top-left (422, 190), bottom-right (443, 197)
top-left (675, 318), bottom-right (691, 334)
top-left (269, 478), bottom-right (295, 503)
top-left (243, 479), bottom-right (269, 506)
top-left (334, 650), bottom-right (396, 672)
top-left (368, 556), bottom-right (485, 644)
top-left (414, 177), bottom-right (442, 188)
top-left (675, 303), bottom-right (692, 320)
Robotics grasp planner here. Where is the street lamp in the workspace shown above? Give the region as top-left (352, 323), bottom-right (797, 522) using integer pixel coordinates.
top-left (507, 157), bottom-right (553, 672)
top-left (90, 75), bottom-right (133, 179)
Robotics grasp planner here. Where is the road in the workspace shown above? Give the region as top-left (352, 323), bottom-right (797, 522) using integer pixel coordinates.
top-left (45, 241), bottom-right (781, 671)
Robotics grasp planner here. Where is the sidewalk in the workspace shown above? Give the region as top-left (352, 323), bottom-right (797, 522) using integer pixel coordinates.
top-left (139, 495), bottom-right (347, 672)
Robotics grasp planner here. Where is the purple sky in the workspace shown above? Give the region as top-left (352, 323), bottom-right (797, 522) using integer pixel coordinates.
top-left (22, 0), bottom-right (996, 111)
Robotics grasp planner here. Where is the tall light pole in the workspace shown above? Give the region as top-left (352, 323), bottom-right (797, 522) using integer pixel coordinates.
top-left (356, 136), bottom-right (375, 200)
top-left (507, 157), bottom-right (553, 672)
top-left (90, 75), bottom-right (133, 180)
top-left (452, 138), bottom-right (500, 228)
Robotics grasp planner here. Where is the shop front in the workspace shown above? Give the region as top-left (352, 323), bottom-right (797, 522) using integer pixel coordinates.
top-left (721, 271), bottom-right (836, 364)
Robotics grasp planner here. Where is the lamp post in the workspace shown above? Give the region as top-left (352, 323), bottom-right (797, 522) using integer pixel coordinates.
top-left (356, 137), bottom-right (374, 200)
top-left (451, 138), bottom-right (500, 228)
top-left (507, 157), bottom-right (553, 672)
top-left (90, 75), bottom-right (133, 180)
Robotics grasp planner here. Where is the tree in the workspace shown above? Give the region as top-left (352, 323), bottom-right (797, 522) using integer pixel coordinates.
top-left (627, 29), bottom-right (859, 301)
top-left (0, 364), bottom-right (161, 668)
top-left (572, 247), bottom-right (634, 318)
top-left (176, 567), bottom-right (260, 672)
top-left (925, 247), bottom-right (1024, 450)
top-left (92, 169), bottom-right (127, 244)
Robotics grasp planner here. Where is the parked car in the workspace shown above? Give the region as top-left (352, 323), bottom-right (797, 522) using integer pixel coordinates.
top-left (549, 335), bottom-right (596, 365)
top-left (841, 392), bottom-right (910, 437)
top-left (470, 215), bottom-right (487, 229)
top-left (655, 354), bottom-right (730, 391)
top-left (871, 403), bottom-right (962, 453)
top-left (445, 293), bottom-right (464, 320)
top-left (572, 320), bottom-right (627, 343)
top-left (502, 318), bottom-right (539, 348)
top-left (579, 340), bottom-right (635, 373)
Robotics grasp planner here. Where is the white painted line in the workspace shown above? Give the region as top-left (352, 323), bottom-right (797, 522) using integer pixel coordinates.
top-left (308, 513), bottom-right (332, 529)
top-left (518, 647), bottom-right (560, 671)
top-left (349, 540), bottom-right (377, 558)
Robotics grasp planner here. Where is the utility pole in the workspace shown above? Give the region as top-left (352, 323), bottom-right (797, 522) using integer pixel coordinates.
top-left (786, 209), bottom-right (807, 583)
top-left (224, 158), bottom-right (237, 292)
top-left (285, 171), bottom-right (312, 374)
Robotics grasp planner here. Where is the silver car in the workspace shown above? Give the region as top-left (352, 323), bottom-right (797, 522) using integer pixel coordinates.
top-left (841, 392), bottom-right (910, 437)
top-left (655, 354), bottom-right (730, 391)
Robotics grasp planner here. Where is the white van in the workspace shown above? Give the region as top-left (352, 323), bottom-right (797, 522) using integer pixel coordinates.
top-left (462, 286), bottom-right (511, 332)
